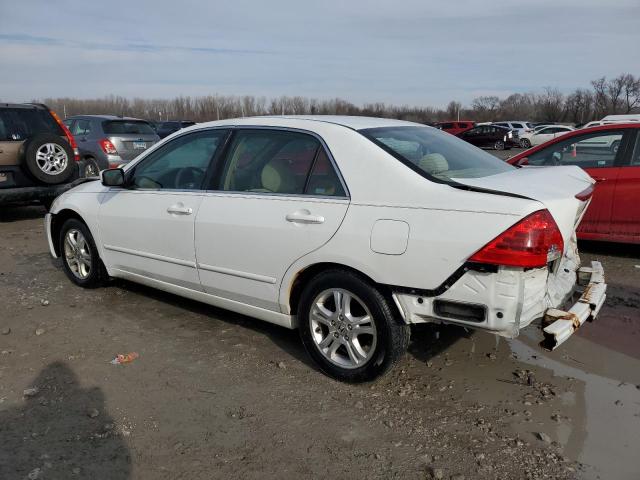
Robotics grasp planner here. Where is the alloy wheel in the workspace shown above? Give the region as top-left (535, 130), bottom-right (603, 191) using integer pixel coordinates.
top-left (309, 288), bottom-right (377, 369)
top-left (64, 229), bottom-right (92, 279)
top-left (35, 143), bottom-right (68, 175)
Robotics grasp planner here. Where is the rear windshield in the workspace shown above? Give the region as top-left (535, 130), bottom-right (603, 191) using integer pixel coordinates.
top-left (360, 126), bottom-right (514, 182)
top-left (0, 107), bottom-right (64, 140)
top-left (103, 120), bottom-right (155, 135)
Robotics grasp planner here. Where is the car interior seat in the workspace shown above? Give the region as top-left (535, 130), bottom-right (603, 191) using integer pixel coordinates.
top-left (418, 153), bottom-right (449, 175)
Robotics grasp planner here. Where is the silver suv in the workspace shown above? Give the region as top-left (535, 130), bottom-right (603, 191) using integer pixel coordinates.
top-left (63, 115), bottom-right (160, 176)
top-left (492, 121), bottom-right (534, 138)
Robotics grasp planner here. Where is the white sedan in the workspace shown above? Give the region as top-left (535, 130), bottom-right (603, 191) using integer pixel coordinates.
top-left (520, 125), bottom-right (575, 148)
top-left (45, 116), bottom-right (606, 381)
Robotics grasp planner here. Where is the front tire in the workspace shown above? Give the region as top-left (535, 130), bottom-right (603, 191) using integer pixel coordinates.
top-left (298, 270), bottom-right (409, 382)
top-left (59, 218), bottom-right (108, 288)
top-left (520, 138), bottom-right (531, 148)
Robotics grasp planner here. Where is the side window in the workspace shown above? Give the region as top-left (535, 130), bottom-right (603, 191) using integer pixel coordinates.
top-left (527, 131), bottom-right (625, 168)
top-left (630, 132), bottom-right (640, 166)
top-left (511, 123), bottom-right (523, 129)
top-left (305, 149), bottom-right (346, 197)
top-left (131, 129), bottom-right (227, 190)
top-left (441, 123), bottom-right (454, 129)
top-left (219, 130), bottom-right (319, 194)
top-left (0, 112), bottom-right (9, 140)
top-left (72, 120), bottom-right (92, 136)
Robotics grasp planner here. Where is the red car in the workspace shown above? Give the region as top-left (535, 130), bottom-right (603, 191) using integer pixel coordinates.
top-left (434, 121), bottom-right (475, 135)
top-left (508, 123), bottom-right (640, 243)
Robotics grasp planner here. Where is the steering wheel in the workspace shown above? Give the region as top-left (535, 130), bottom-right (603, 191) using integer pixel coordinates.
top-left (174, 167), bottom-right (206, 189)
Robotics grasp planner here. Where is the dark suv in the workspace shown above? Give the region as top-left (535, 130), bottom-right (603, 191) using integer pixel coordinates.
top-left (156, 120), bottom-right (196, 139)
top-left (0, 103), bottom-right (86, 209)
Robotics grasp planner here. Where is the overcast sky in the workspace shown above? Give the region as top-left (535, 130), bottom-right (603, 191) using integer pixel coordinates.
top-left (0, 0), bottom-right (638, 107)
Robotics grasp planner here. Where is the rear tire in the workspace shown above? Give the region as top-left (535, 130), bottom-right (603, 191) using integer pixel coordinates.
top-left (83, 157), bottom-right (100, 177)
top-left (59, 218), bottom-right (108, 288)
top-left (298, 269), bottom-right (409, 382)
top-left (520, 138), bottom-right (531, 148)
top-left (21, 133), bottom-right (75, 185)
top-left (494, 140), bottom-right (505, 151)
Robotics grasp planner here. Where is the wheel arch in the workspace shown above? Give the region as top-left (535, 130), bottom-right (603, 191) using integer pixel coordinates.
top-left (287, 262), bottom-right (396, 320)
top-left (50, 208), bottom-right (90, 257)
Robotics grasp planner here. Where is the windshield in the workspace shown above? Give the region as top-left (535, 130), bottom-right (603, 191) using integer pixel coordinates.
top-left (360, 126), bottom-right (514, 181)
top-left (103, 120), bottom-right (155, 135)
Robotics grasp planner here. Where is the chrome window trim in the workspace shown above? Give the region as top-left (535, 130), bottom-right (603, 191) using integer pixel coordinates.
top-left (120, 124), bottom-right (351, 200)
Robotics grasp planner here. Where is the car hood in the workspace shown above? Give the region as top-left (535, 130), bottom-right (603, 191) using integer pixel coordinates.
top-left (451, 166), bottom-right (594, 243)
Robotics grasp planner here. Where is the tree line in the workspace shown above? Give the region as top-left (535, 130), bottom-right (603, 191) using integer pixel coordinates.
top-left (38, 73), bottom-right (639, 125)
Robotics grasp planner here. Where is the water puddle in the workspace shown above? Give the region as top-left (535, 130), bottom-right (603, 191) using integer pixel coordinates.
top-left (509, 333), bottom-right (640, 479)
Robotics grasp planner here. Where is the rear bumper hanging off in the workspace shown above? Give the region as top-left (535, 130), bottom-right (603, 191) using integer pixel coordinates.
top-left (541, 261), bottom-right (606, 351)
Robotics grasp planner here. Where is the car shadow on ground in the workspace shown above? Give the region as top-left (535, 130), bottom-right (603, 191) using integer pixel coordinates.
top-left (0, 204), bottom-right (47, 223)
top-left (0, 361), bottom-right (131, 479)
top-left (106, 278), bottom-right (469, 372)
top-left (109, 278), bottom-right (316, 369)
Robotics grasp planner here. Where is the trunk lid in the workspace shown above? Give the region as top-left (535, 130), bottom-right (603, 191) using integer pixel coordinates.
top-left (452, 165), bottom-right (594, 244)
top-left (109, 134), bottom-right (159, 161)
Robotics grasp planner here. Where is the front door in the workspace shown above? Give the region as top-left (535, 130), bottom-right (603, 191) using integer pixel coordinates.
top-left (98, 129), bottom-right (229, 290)
top-left (195, 128), bottom-right (350, 312)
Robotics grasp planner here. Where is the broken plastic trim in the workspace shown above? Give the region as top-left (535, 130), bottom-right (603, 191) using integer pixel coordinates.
top-left (541, 261), bottom-right (606, 350)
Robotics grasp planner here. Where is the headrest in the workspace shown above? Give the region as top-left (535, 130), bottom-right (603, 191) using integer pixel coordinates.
top-left (418, 153), bottom-right (448, 174)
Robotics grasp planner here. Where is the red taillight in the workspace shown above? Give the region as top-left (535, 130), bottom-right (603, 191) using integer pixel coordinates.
top-left (99, 139), bottom-right (118, 155)
top-left (575, 185), bottom-right (594, 202)
top-left (469, 210), bottom-right (564, 268)
top-left (49, 109), bottom-right (80, 162)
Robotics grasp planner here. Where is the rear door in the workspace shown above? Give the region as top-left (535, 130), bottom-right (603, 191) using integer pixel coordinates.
top-left (609, 129), bottom-right (640, 241)
top-left (103, 120), bottom-right (160, 161)
top-left (195, 128), bottom-right (350, 312)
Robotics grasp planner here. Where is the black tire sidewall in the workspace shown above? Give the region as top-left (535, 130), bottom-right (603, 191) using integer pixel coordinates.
top-left (298, 270), bottom-right (406, 382)
top-left (22, 133), bottom-right (75, 185)
top-left (59, 218), bottom-right (105, 288)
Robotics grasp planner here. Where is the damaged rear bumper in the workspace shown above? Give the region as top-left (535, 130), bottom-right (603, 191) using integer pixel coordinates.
top-left (541, 261), bottom-right (606, 350)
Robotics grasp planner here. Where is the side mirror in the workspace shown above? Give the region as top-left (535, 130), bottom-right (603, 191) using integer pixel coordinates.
top-left (101, 168), bottom-right (126, 187)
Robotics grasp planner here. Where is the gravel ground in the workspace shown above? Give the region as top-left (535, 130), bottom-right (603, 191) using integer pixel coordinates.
top-left (1, 183), bottom-right (639, 480)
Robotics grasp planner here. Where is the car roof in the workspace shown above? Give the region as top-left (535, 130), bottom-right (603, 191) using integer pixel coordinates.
top-left (0, 102), bottom-right (48, 110)
top-left (67, 114), bottom-right (147, 121)
top-left (508, 122), bottom-right (640, 164)
top-left (241, 115), bottom-right (423, 131)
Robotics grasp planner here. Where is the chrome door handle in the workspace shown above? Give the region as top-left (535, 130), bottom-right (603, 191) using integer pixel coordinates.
top-left (167, 204), bottom-right (193, 215)
top-left (286, 211), bottom-right (325, 224)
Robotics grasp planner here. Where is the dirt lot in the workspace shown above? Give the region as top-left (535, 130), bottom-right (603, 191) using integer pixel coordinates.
top-left (1, 195), bottom-right (639, 479)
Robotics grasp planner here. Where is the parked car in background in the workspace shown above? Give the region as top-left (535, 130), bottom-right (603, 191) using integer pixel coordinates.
top-left (64, 115), bottom-right (160, 173)
top-left (46, 116), bottom-right (605, 382)
top-left (433, 121), bottom-right (475, 135)
top-left (0, 103), bottom-right (86, 209)
top-left (492, 121), bottom-right (533, 137)
top-left (581, 115), bottom-right (640, 129)
top-left (519, 125), bottom-right (574, 148)
top-left (508, 123), bottom-right (640, 243)
top-left (457, 124), bottom-right (519, 150)
top-left (156, 120), bottom-right (197, 139)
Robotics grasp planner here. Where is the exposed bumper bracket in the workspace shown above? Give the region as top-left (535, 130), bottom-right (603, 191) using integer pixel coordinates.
top-left (541, 261), bottom-right (606, 351)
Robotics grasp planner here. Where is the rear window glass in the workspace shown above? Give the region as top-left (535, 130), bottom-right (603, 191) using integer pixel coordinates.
top-left (361, 126), bottom-right (514, 181)
top-left (103, 120), bottom-right (155, 135)
top-left (0, 108), bottom-right (64, 140)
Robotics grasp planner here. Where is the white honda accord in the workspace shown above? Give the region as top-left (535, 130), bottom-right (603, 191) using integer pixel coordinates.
top-left (45, 116), bottom-right (606, 381)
